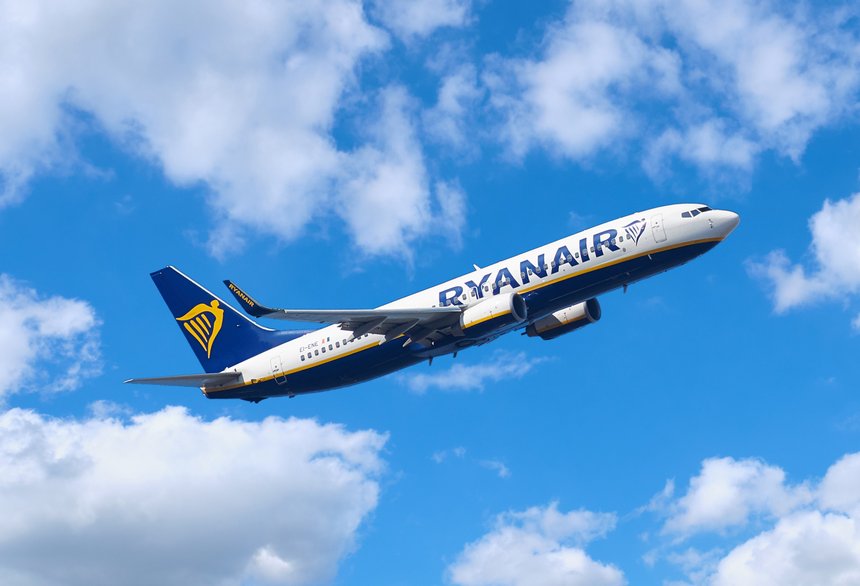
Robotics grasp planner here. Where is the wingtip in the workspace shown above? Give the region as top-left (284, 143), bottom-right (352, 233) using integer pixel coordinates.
top-left (223, 279), bottom-right (268, 318)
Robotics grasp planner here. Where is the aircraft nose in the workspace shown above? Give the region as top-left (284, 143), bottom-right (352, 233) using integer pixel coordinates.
top-left (712, 210), bottom-right (740, 238)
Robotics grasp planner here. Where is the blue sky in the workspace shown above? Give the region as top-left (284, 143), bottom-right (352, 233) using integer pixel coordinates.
top-left (2, 1), bottom-right (860, 584)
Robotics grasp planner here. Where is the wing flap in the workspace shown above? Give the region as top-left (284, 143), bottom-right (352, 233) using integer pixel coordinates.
top-left (124, 372), bottom-right (242, 388)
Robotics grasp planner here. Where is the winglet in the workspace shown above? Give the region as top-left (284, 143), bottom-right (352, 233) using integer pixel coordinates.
top-left (223, 280), bottom-right (275, 318)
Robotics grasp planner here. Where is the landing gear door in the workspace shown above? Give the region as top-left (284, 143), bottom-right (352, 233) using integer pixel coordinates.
top-left (651, 213), bottom-right (667, 243)
top-left (271, 356), bottom-right (287, 385)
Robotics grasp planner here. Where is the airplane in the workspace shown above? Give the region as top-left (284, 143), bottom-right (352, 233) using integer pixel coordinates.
top-left (126, 203), bottom-right (739, 402)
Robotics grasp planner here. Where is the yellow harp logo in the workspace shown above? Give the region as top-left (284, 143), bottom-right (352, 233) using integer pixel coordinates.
top-left (176, 300), bottom-right (224, 359)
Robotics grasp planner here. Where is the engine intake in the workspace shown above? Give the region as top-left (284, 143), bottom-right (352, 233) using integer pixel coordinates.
top-left (526, 298), bottom-right (601, 341)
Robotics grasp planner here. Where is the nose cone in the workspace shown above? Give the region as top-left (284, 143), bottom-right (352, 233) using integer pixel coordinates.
top-left (713, 210), bottom-right (740, 239)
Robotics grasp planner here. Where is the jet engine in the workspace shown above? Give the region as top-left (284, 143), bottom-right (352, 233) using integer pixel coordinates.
top-left (458, 292), bottom-right (528, 333)
top-left (525, 298), bottom-right (601, 341)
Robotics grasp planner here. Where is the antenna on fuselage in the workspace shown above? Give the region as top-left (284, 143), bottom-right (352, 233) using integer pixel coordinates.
top-left (472, 264), bottom-right (481, 271)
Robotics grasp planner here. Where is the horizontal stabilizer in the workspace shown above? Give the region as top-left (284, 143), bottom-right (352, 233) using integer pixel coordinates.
top-left (124, 372), bottom-right (242, 388)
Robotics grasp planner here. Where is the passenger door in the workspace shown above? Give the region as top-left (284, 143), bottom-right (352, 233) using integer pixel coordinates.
top-left (271, 356), bottom-right (287, 385)
top-left (650, 214), bottom-right (667, 243)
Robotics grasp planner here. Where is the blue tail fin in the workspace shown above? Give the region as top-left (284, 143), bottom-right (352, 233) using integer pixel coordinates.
top-left (150, 266), bottom-right (304, 373)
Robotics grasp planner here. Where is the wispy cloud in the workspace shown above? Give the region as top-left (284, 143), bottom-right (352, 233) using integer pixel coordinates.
top-left (748, 192), bottom-right (860, 325)
top-left (403, 351), bottom-right (548, 394)
top-left (432, 446), bottom-right (467, 463)
top-left (479, 459), bottom-right (511, 479)
top-left (0, 274), bottom-right (101, 399)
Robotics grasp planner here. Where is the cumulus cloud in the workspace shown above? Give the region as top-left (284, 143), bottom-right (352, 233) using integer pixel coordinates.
top-left (486, 0), bottom-right (859, 176)
top-left (0, 275), bottom-right (100, 398)
top-left (709, 510), bottom-right (860, 586)
top-left (662, 457), bottom-right (812, 537)
top-left (0, 406), bottom-right (386, 586)
top-left (0, 0), bottom-right (463, 259)
top-left (369, 0), bottom-right (472, 41)
top-left (402, 351), bottom-right (546, 394)
top-left (653, 451), bottom-right (860, 585)
top-left (748, 192), bottom-right (860, 318)
top-left (448, 502), bottom-right (624, 586)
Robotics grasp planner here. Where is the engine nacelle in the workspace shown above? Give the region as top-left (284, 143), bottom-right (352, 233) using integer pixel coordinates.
top-left (525, 298), bottom-right (601, 341)
top-left (459, 292), bottom-right (528, 334)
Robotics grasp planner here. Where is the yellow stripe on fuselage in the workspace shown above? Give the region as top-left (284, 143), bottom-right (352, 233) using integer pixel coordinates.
top-left (207, 338), bottom-right (384, 393)
top-left (518, 237), bottom-right (722, 294)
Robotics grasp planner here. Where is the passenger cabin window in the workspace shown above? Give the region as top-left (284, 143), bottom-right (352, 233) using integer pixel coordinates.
top-left (328, 344), bottom-right (333, 351)
top-left (336, 341), bottom-right (340, 348)
top-left (301, 355), bottom-right (305, 361)
top-left (307, 353), bottom-right (312, 359)
top-left (314, 349), bottom-right (319, 356)
top-left (321, 347), bottom-right (326, 353)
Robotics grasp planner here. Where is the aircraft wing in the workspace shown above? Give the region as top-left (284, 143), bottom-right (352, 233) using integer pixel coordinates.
top-left (223, 279), bottom-right (462, 340)
top-left (124, 372), bottom-right (242, 388)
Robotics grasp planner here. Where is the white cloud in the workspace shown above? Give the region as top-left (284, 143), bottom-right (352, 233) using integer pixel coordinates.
top-left (432, 446), bottom-right (466, 463)
top-left (485, 17), bottom-right (662, 161)
top-left (644, 119), bottom-right (759, 178)
top-left (748, 192), bottom-right (860, 316)
top-left (402, 351), bottom-right (546, 394)
top-left (661, 457), bottom-right (812, 537)
top-left (339, 87), bottom-right (467, 258)
top-left (479, 459), bottom-right (511, 478)
top-left (448, 502), bottom-right (624, 586)
top-left (659, 0), bottom-right (858, 160)
top-left (819, 453), bottom-right (860, 514)
top-left (653, 451), bottom-right (860, 585)
top-left (0, 275), bottom-right (100, 399)
top-left (423, 65), bottom-right (483, 152)
top-left (486, 0), bottom-right (859, 176)
top-left (369, 0), bottom-right (471, 41)
top-left (0, 406), bottom-right (386, 586)
top-left (710, 511), bottom-right (860, 586)
top-left (0, 0), bottom-right (463, 259)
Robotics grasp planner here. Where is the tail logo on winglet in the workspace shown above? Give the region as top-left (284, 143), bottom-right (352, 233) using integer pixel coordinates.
top-left (176, 300), bottom-right (224, 359)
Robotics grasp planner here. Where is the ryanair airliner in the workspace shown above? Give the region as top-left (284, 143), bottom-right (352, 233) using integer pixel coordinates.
top-left (127, 204), bottom-right (739, 402)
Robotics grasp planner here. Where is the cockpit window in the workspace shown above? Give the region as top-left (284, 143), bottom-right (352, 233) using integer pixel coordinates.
top-left (682, 206), bottom-right (712, 218)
